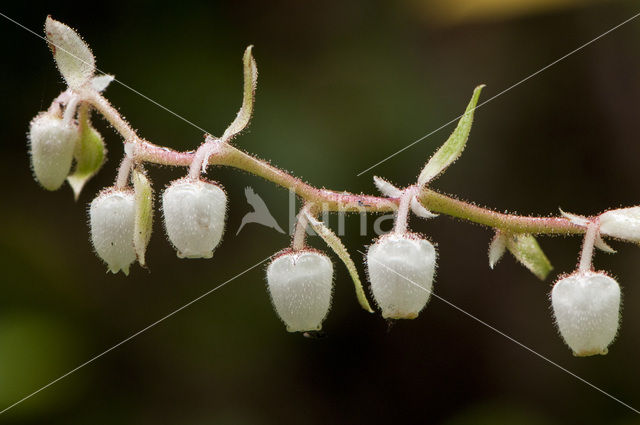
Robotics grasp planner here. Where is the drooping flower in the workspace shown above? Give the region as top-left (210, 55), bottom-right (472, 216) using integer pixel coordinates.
top-left (266, 250), bottom-right (333, 332)
top-left (551, 271), bottom-right (621, 356)
top-left (89, 189), bottom-right (136, 275)
top-left (599, 207), bottom-right (640, 243)
top-left (162, 178), bottom-right (227, 259)
top-left (29, 112), bottom-right (79, 190)
top-left (367, 233), bottom-right (437, 319)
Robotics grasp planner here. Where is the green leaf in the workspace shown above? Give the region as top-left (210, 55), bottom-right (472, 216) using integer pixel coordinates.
top-left (304, 211), bottom-right (374, 313)
top-left (506, 234), bottom-right (553, 280)
top-left (221, 46), bottom-right (258, 142)
top-left (417, 85), bottom-right (484, 187)
top-left (45, 16), bottom-right (95, 89)
top-left (66, 109), bottom-right (105, 200)
top-left (132, 169), bottom-right (153, 267)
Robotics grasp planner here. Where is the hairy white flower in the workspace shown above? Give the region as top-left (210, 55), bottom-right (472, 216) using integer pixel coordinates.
top-left (29, 113), bottom-right (79, 190)
top-left (89, 189), bottom-right (136, 275)
top-left (266, 250), bottom-right (333, 332)
top-left (599, 207), bottom-right (640, 243)
top-left (551, 271), bottom-right (620, 356)
top-left (367, 233), bottom-right (437, 319)
top-left (162, 178), bottom-right (227, 259)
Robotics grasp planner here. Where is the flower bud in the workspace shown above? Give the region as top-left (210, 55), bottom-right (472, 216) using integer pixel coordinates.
top-left (266, 250), bottom-right (333, 332)
top-left (599, 207), bottom-right (640, 243)
top-left (162, 178), bottom-right (227, 259)
top-left (89, 189), bottom-right (136, 275)
top-left (551, 271), bottom-right (620, 356)
top-left (367, 233), bottom-right (437, 319)
top-left (28, 112), bottom-right (79, 190)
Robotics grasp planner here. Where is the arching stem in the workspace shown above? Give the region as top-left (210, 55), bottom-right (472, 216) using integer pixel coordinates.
top-left (80, 89), bottom-right (595, 240)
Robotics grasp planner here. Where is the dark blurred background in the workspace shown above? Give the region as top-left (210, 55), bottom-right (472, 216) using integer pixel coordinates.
top-left (1, 0), bottom-right (640, 423)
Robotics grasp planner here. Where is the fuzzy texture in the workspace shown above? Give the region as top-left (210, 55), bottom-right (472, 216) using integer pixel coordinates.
top-left (367, 233), bottom-right (437, 319)
top-left (45, 17), bottom-right (95, 89)
top-left (29, 113), bottom-right (79, 190)
top-left (89, 189), bottom-right (136, 275)
top-left (551, 271), bottom-right (620, 356)
top-left (266, 250), bottom-right (333, 332)
top-left (488, 232), bottom-right (507, 269)
top-left (162, 178), bottom-right (227, 259)
top-left (599, 207), bottom-right (640, 243)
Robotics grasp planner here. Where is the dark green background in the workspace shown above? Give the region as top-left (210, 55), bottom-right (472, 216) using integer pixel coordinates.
top-left (1, 0), bottom-right (640, 423)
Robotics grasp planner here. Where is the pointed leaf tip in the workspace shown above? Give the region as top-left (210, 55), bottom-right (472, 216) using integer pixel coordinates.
top-left (66, 108), bottom-right (106, 200)
top-left (91, 74), bottom-right (114, 92)
top-left (221, 45), bottom-right (258, 142)
top-left (410, 196), bottom-right (438, 219)
top-left (417, 85), bottom-right (484, 187)
top-left (488, 232), bottom-right (507, 269)
top-left (304, 212), bottom-right (374, 313)
top-left (506, 234), bottom-right (553, 280)
top-left (559, 208), bottom-right (589, 227)
top-left (45, 17), bottom-right (95, 89)
top-left (373, 176), bottom-right (402, 198)
top-left (595, 235), bottom-right (616, 254)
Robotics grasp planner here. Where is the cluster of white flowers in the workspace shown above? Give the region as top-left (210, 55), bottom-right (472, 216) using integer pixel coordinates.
top-left (29, 16), bottom-right (640, 357)
top-left (265, 181), bottom-right (439, 332)
top-left (265, 233), bottom-right (438, 331)
top-left (85, 178), bottom-right (228, 275)
top-left (29, 94), bottom-right (632, 356)
top-left (27, 98), bottom-right (227, 277)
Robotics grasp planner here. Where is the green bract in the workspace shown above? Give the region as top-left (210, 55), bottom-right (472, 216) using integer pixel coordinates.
top-left (67, 109), bottom-right (106, 199)
top-left (45, 16), bottom-right (95, 89)
top-left (417, 85), bottom-right (484, 187)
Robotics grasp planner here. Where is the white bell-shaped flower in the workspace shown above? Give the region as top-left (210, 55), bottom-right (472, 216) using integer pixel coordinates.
top-left (551, 271), bottom-right (621, 356)
top-left (599, 207), bottom-right (640, 243)
top-left (367, 233), bottom-right (437, 319)
top-left (28, 112), bottom-right (79, 190)
top-left (89, 189), bottom-right (136, 275)
top-left (266, 250), bottom-right (333, 332)
top-left (162, 178), bottom-right (227, 259)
